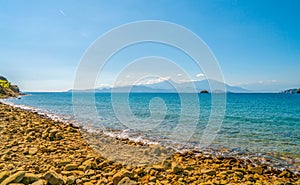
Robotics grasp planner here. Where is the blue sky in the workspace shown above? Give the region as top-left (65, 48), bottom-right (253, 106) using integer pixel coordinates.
top-left (0, 0), bottom-right (299, 92)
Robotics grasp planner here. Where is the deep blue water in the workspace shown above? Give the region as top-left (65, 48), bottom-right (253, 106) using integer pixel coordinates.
top-left (3, 92), bottom-right (300, 170)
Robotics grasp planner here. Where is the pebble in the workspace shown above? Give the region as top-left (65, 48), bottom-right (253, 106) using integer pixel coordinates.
top-left (28, 148), bottom-right (38, 155)
top-left (201, 169), bottom-right (216, 176)
top-left (64, 164), bottom-right (78, 171)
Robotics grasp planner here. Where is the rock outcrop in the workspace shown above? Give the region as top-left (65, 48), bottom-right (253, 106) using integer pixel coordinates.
top-left (0, 75), bottom-right (21, 98)
top-left (281, 88), bottom-right (300, 94)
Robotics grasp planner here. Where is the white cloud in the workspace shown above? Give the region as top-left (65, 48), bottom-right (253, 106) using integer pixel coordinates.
top-left (271, 80), bottom-right (277, 83)
top-left (178, 79), bottom-right (197, 83)
top-left (96, 84), bottom-right (112, 88)
top-left (258, 81), bottom-right (263, 84)
top-left (177, 74), bottom-right (182, 76)
top-left (196, 73), bottom-right (205, 78)
top-left (134, 76), bottom-right (170, 85)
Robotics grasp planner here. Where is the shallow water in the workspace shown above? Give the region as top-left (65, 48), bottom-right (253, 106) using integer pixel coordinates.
top-left (3, 92), bottom-right (300, 172)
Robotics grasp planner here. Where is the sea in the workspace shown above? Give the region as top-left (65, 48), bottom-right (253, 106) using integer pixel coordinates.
top-left (2, 92), bottom-right (300, 172)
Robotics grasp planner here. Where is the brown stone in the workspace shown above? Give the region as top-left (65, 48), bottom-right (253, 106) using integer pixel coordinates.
top-left (66, 176), bottom-right (76, 185)
top-left (0, 171), bottom-right (9, 183)
top-left (250, 166), bottom-right (263, 175)
top-left (162, 160), bottom-right (172, 170)
top-left (21, 173), bottom-right (38, 184)
top-left (112, 169), bottom-right (132, 185)
top-left (28, 147), bottom-right (38, 155)
top-left (171, 163), bottom-right (183, 174)
top-left (83, 182), bottom-right (94, 185)
top-left (201, 169), bottom-right (216, 176)
top-left (0, 171), bottom-right (26, 185)
top-left (30, 180), bottom-right (45, 185)
top-left (117, 177), bottom-right (137, 185)
top-left (44, 171), bottom-right (64, 185)
top-left (64, 164), bottom-right (78, 171)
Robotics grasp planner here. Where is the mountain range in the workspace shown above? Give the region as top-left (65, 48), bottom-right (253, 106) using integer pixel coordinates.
top-left (70, 79), bottom-right (250, 93)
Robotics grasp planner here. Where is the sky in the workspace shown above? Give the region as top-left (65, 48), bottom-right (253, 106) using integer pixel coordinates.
top-left (0, 0), bottom-right (300, 92)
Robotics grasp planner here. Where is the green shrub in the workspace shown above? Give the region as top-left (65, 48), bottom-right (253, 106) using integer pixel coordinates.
top-left (0, 80), bottom-right (11, 88)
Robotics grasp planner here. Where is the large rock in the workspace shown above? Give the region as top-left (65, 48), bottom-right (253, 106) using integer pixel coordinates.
top-left (31, 179), bottom-right (45, 185)
top-left (0, 171), bottom-right (9, 183)
top-left (112, 169), bottom-right (132, 185)
top-left (44, 171), bottom-right (64, 185)
top-left (0, 171), bottom-right (26, 185)
top-left (162, 160), bottom-right (172, 170)
top-left (297, 88), bottom-right (300, 94)
top-left (21, 173), bottom-right (39, 184)
top-left (171, 163), bottom-right (183, 174)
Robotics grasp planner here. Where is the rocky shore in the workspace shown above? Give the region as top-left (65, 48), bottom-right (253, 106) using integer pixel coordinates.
top-left (0, 102), bottom-right (299, 185)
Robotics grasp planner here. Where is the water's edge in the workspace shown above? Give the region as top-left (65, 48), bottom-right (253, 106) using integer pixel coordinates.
top-left (1, 97), bottom-right (299, 174)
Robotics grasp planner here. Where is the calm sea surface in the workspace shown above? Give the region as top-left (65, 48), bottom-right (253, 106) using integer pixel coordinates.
top-left (3, 92), bottom-right (300, 171)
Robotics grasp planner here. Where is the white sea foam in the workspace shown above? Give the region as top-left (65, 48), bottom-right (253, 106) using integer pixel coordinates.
top-left (1, 98), bottom-right (71, 124)
top-left (102, 129), bottom-right (159, 145)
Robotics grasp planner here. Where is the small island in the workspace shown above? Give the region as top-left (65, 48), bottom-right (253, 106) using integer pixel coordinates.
top-left (200, 90), bottom-right (209, 94)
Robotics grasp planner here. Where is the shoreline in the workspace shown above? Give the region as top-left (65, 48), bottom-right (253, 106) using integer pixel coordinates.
top-left (2, 98), bottom-right (300, 174)
top-left (0, 102), bottom-right (299, 184)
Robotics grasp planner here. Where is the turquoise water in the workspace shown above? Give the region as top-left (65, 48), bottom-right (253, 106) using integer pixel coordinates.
top-left (3, 92), bottom-right (300, 171)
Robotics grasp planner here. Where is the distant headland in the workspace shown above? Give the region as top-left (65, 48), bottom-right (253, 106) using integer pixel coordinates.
top-left (0, 75), bottom-right (22, 98)
top-left (281, 88), bottom-right (300, 94)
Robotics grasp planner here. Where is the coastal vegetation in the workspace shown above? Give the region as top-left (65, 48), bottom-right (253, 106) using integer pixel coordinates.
top-left (0, 75), bottom-right (21, 98)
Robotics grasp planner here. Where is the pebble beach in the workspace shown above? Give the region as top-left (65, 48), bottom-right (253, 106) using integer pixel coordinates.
top-left (0, 102), bottom-right (299, 185)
